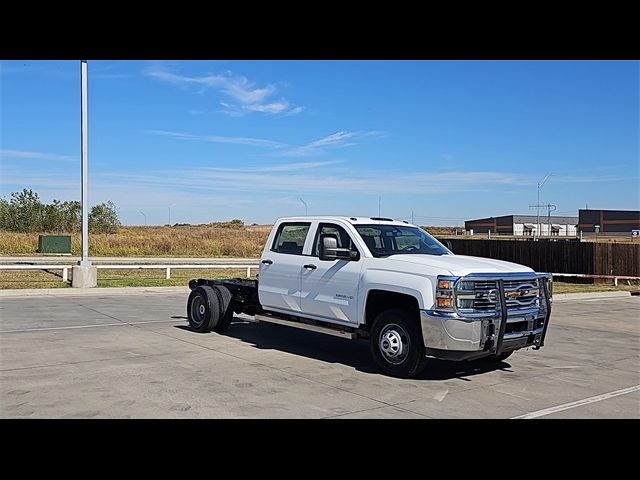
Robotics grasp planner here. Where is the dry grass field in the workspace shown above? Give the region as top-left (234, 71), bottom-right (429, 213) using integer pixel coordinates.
top-left (0, 224), bottom-right (272, 257)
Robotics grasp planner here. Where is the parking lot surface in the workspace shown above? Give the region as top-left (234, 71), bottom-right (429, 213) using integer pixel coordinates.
top-left (1, 292), bottom-right (638, 418)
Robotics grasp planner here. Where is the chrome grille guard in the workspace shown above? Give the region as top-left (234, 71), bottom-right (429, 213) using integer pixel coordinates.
top-left (452, 272), bottom-right (553, 355)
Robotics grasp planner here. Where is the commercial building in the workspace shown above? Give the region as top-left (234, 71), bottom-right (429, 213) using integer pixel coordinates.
top-left (578, 209), bottom-right (640, 234)
top-left (465, 215), bottom-right (578, 236)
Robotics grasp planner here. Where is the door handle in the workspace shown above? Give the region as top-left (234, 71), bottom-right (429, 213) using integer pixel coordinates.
top-left (303, 264), bottom-right (317, 270)
top-left (261, 259), bottom-right (273, 265)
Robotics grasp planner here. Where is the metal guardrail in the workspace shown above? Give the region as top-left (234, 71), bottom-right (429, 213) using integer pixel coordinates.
top-left (0, 264), bottom-right (259, 282)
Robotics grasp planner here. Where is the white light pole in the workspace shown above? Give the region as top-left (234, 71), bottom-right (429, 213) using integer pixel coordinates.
top-left (168, 203), bottom-right (176, 226)
top-left (537, 173), bottom-right (552, 238)
top-left (139, 211), bottom-right (147, 226)
top-left (299, 198), bottom-right (308, 215)
top-left (80, 60), bottom-right (90, 266)
top-left (72, 60), bottom-right (96, 287)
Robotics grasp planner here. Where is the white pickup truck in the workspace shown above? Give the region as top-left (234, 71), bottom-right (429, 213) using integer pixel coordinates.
top-left (187, 216), bottom-right (553, 378)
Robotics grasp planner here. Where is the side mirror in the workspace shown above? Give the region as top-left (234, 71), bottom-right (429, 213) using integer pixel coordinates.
top-left (319, 234), bottom-right (357, 261)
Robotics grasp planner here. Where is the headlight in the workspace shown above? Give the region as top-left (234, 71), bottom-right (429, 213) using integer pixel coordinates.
top-left (436, 275), bottom-right (459, 311)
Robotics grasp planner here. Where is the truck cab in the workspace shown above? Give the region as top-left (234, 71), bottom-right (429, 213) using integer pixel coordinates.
top-left (188, 216), bottom-right (552, 378)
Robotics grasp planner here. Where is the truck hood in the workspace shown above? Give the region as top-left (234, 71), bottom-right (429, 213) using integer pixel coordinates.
top-left (386, 254), bottom-right (534, 277)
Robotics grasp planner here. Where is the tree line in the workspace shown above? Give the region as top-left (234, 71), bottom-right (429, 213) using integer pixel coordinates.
top-left (0, 189), bottom-right (121, 233)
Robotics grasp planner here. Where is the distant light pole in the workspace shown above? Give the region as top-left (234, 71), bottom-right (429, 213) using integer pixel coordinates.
top-left (168, 203), bottom-right (176, 226)
top-left (139, 211), bottom-right (147, 226)
top-left (378, 196), bottom-right (381, 217)
top-left (536, 173), bottom-right (552, 238)
top-left (299, 198), bottom-right (308, 216)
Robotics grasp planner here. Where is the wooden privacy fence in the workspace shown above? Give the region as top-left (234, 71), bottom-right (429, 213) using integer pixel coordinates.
top-left (445, 239), bottom-right (639, 276)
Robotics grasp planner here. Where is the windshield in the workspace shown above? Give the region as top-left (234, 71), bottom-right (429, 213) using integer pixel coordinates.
top-left (355, 224), bottom-right (450, 257)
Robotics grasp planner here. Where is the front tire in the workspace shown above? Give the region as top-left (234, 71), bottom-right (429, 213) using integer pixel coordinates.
top-left (370, 309), bottom-right (428, 378)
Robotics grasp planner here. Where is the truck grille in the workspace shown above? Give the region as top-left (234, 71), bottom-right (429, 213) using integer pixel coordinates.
top-left (457, 278), bottom-right (542, 311)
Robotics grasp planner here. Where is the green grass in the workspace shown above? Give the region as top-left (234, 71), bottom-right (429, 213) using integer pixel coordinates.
top-left (0, 268), bottom-right (256, 289)
top-left (552, 280), bottom-right (638, 294)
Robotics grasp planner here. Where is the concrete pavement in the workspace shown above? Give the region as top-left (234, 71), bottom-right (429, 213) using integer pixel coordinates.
top-left (1, 292), bottom-right (638, 418)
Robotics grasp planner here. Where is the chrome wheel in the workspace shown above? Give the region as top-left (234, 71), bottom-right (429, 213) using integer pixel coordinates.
top-left (379, 323), bottom-right (410, 365)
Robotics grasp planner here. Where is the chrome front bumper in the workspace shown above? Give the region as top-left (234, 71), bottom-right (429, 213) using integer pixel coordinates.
top-left (421, 273), bottom-right (552, 359)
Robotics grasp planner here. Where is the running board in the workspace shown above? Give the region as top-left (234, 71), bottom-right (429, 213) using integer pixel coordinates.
top-left (254, 313), bottom-right (357, 339)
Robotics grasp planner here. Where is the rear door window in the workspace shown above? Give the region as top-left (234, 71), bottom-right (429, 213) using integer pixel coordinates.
top-left (271, 222), bottom-right (311, 255)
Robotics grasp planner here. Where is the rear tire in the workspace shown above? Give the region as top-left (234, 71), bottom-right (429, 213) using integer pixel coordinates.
top-left (212, 285), bottom-right (234, 333)
top-left (370, 309), bottom-right (428, 378)
top-left (187, 286), bottom-right (220, 332)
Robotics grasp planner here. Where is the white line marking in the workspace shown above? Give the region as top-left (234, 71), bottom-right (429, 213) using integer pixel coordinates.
top-left (433, 389), bottom-right (449, 402)
top-left (512, 385), bottom-right (640, 419)
top-left (0, 319), bottom-right (181, 333)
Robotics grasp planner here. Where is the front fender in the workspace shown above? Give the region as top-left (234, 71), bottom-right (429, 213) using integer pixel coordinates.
top-left (358, 268), bottom-right (435, 324)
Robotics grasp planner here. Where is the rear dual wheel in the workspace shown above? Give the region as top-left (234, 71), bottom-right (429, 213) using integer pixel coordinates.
top-left (187, 285), bottom-right (234, 333)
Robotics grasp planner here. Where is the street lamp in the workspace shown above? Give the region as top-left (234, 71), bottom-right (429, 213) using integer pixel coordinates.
top-left (168, 203), bottom-right (176, 226)
top-left (139, 211), bottom-right (147, 226)
top-left (537, 173), bottom-right (552, 238)
top-left (80, 60), bottom-right (90, 267)
top-left (299, 198), bottom-right (308, 215)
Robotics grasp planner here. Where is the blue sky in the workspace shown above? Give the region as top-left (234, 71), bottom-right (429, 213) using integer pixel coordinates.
top-left (1, 60), bottom-right (638, 226)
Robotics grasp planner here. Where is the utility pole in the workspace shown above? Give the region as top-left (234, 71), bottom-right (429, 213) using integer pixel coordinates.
top-left (547, 204), bottom-right (556, 236)
top-left (299, 198), bottom-right (308, 216)
top-left (411, 210), bottom-right (414, 224)
top-left (378, 196), bottom-right (381, 217)
top-left (139, 211), bottom-right (147, 226)
top-left (529, 202), bottom-right (556, 237)
top-left (536, 173), bottom-right (552, 238)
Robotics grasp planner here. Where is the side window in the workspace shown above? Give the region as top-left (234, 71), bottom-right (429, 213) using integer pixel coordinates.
top-left (312, 223), bottom-right (358, 257)
top-left (271, 223), bottom-right (311, 255)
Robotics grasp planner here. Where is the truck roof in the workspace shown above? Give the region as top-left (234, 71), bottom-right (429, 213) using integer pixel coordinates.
top-left (275, 216), bottom-right (416, 227)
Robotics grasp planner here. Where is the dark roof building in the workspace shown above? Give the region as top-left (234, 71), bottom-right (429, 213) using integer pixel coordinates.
top-left (465, 215), bottom-right (578, 236)
top-left (578, 209), bottom-right (640, 234)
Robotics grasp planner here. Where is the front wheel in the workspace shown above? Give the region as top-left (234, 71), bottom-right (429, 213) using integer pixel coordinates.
top-left (370, 309), bottom-right (428, 378)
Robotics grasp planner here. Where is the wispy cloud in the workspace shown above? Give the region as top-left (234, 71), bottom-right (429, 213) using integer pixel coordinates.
top-left (92, 168), bottom-right (531, 196)
top-left (90, 166), bottom-right (640, 200)
top-left (146, 129), bottom-right (384, 156)
top-left (0, 149), bottom-right (76, 162)
top-left (201, 160), bottom-right (342, 173)
top-left (146, 129), bottom-right (286, 148)
top-left (273, 130), bottom-right (385, 157)
top-left (145, 64), bottom-right (303, 117)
